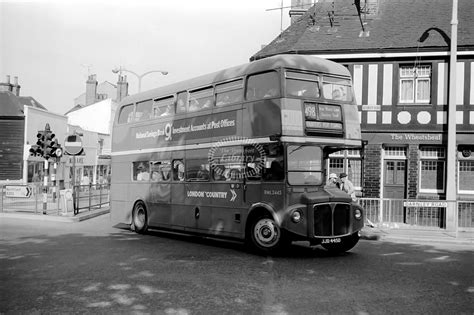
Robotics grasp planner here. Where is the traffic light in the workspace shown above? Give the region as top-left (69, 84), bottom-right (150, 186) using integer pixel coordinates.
top-left (49, 141), bottom-right (63, 159)
top-left (35, 123), bottom-right (62, 160)
top-left (29, 144), bottom-right (43, 157)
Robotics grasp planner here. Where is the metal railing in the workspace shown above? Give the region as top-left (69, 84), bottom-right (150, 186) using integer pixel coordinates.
top-left (0, 183), bottom-right (109, 216)
top-left (360, 198), bottom-right (474, 231)
top-left (72, 184), bottom-right (110, 215)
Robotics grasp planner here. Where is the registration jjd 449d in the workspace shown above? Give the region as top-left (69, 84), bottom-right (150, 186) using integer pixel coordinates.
top-left (321, 237), bottom-right (341, 244)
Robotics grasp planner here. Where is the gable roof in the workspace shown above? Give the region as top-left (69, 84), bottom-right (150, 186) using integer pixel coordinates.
top-left (252, 0), bottom-right (474, 60)
top-left (0, 92), bottom-right (47, 117)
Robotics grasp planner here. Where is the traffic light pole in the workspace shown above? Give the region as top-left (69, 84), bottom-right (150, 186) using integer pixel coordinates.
top-left (43, 159), bottom-right (49, 214)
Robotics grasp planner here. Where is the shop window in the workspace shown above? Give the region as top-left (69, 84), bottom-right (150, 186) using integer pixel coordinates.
top-left (399, 65), bottom-right (431, 104)
top-left (419, 147), bottom-right (445, 193)
top-left (459, 161), bottom-right (474, 194)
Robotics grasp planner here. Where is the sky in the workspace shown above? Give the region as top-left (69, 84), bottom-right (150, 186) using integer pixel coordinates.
top-left (0, 0), bottom-right (294, 115)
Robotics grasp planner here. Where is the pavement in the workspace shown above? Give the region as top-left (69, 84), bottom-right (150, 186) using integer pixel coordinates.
top-left (1, 207), bottom-right (473, 246)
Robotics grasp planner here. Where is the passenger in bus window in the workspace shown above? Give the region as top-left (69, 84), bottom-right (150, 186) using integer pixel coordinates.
top-left (197, 165), bottom-right (210, 180)
top-left (177, 98), bottom-right (186, 113)
top-left (151, 171), bottom-right (163, 182)
top-left (189, 99), bottom-right (200, 112)
top-left (136, 163), bottom-right (150, 181)
top-left (161, 165), bottom-right (171, 180)
top-left (201, 99), bottom-right (212, 109)
top-left (173, 160), bottom-right (185, 181)
top-left (160, 104), bottom-right (173, 116)
top-left (332, 88), bottom-right (344, 100)
top-left (228, 168), bottom-right (241, 181)
top-left (264, 88), bottom-right (278, 98)
top-left (212, 165), bottom-right (225, 181)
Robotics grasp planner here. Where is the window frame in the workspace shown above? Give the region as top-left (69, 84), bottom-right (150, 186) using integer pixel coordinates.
top-left (419, 147), bottom-right (446, 194)
top-left (458, 160), bottom-right (474, 195)
top-left (188, 86), bottom-right (214, 112)
top-left (245, 71), bottom-right (281, 101)
top-left (118, 104), bottom-right (135, 124)
top-left (152, 96), bottom-right (175, 118)
top-left (284, 70), bottom-right (321, 99)
top-left (215, 79), bottom-right (244, 107)
top-left (327, 149), bottom-right (362, 190)
top-left (399, 64), bottom-right (432, 105)
top-left (150, 160), bottom-right (172, 182)
top-left (132, 161), bottom-right (151, 182)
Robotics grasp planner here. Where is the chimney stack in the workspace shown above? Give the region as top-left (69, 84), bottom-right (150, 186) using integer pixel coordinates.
top-left (0, 75), bottom-right (13, 93)
top-left (116, 75), bottom-right (129, 103)
top-left (289, 0), bottom-right (313, 24)
top-left (12, 76), bottom-right (21, 96)
top-left (85, 74), bottom-right (98, 106)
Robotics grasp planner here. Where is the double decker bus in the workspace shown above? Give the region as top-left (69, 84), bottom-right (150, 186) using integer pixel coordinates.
top-left (111, 54), bottom-right (364, 253)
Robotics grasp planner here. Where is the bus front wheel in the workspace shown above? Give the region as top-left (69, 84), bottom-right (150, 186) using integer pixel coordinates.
top-left (247, 214), bottom-right (287, 253)
top-left (321, 232), bottom-right (360, 253)
top-left (132, 201), bottom-right (148, 234)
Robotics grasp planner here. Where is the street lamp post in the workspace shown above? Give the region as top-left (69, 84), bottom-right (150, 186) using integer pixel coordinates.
top-left (112, 67), bottom-right (168, 93)
top-left (446, 0), bottom-right (458, 231)
top-left (418, 0), bottom-right (458, 231)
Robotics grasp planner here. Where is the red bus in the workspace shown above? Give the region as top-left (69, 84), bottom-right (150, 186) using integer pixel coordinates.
top-left (111, 54), bottom-right (364, 253)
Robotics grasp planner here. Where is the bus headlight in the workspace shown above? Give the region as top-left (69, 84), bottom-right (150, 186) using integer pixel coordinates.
top-left (291, 210), bottom-right (302, 223)
top-left (354, 209), bottom-right (362, 220)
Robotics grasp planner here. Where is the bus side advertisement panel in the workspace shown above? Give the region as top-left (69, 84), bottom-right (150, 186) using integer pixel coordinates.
top-left (113, 111), bottom-right (238, 152)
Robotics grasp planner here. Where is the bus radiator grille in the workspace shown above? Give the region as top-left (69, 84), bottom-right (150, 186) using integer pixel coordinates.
top-left (313, 203), bottom-right (351, 237)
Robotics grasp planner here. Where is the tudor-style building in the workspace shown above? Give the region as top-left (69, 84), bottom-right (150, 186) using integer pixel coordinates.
top-left (252, 0), bottom-right (474, 205)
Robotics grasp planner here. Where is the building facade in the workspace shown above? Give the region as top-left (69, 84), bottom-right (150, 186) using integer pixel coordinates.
top-left (252, 0), bottom-right (474, 204)
top-left (64, 74), bottom-right (128, 186)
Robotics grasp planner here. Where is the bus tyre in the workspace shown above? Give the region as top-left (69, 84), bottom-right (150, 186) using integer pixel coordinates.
top-left (247, 214), bottom-right (287, 254)
top-left (321, 232), bottom-right (360, 253)
top-left (132, 201), bottom-right (148, 234)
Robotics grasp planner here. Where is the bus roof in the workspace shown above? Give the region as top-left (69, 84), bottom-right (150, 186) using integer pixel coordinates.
top-left (119, 54), bottom-right (350, 105)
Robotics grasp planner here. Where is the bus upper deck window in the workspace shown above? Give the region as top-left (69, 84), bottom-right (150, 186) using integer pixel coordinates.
top-left (118, 104), bottom-right (134, 124)
top-left (153, 97), bottom-right (175, 117)
top-left (285, 71), bottom-right (320, 98)
top-left (322, 77), bottom-right (352, 101)
top-left (136, 100), bottom-right (153, 121)
top-left (189, 87), bottom-right (213, 112)
top-left (216, 79), bottom-right (243, 106)
top-left (176, 92), bottom-right (187, 114)
top-left (246, 71), bottom-right (280, 101)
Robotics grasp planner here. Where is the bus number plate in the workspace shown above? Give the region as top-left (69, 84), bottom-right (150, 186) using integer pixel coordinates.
top-left (321, 238), bottom-right (341, 244)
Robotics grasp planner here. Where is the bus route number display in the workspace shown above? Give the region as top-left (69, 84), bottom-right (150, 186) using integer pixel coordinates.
top-left (304, 103), bottom-right (341, 121)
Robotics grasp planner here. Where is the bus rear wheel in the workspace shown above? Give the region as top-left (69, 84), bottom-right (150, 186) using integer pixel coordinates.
top-left (321, 232), bottom-right (360, 253)
top-left (132, 201), bottom-right (148, 234)
top-left (247, 214), bottom-right (287, 253)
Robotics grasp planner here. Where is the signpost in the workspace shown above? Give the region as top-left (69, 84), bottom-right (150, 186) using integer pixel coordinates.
top-left (65, 133), bottom-right (84, 215)
top-left (5, 185), bottom-right (33, 198)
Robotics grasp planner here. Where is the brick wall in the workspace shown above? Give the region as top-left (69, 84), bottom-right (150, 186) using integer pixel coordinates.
top-left (407, 144), bottom-right (418, 198)
top-left (363, 144), bottom-right (381, 197)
